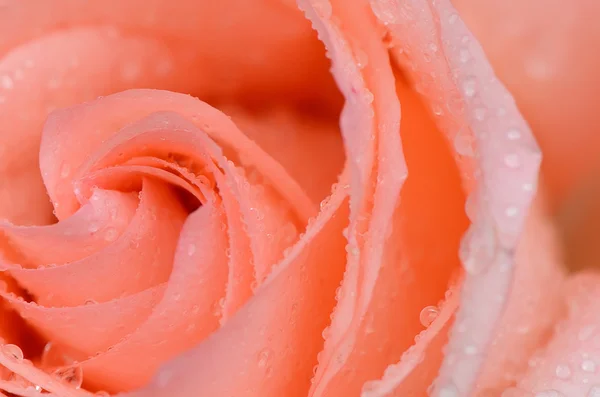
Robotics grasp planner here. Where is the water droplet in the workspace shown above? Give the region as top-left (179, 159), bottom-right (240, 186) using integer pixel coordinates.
top-left (2, 344), bottom-right (23, 361)
top-left (522, 183), bottom-right (534, 192)
top-left (535, 390), bottom-right (564, 397)
top-left (104, 227), bottom-right (118, 242)
top-left (588, 386), bottom-right (600, 397)
top-left (52, 364), bottom-right (83, 389)
top-left (474, 108), bottom-right (486, 121)
top-left (371, 2), bottom-right (398, 25)
top-left (505, 206), bottom-right (519, 217)
top-left (0, 75), bottom-right (13, 89)
top-left (555, 364), bottom-right (571, 379)
top-left (438, 382), bottom-right (459, 397)
top-left (454, 130), bottom-right (475, 157)
top-left (459, 48), bottom-right (470, 63)
top-left (579, 326), bottom-right (596, 341)
top-left (121, 62), bottom-right (141, 82)
top-left (448, 13), bottom-right (458, 24)
top-left (419, 306), bottom-right (439, 327)
top-left (507, 129), bottom-right (521, 141)
top-left (364, 90), bottom-right (374, 104)
top-left (464, 345), bottom-right (478, 355)
top-left (582, 359), bottom-right (597, 373)
top-left (462, 77), bottom-right (477, 97)
top-left (60, 164), bottom-right (71, 178)
top-left (257, 348), bottom-right (272, 368)
top-left (187, 243), bottom-right (196, 256)
top-left (88, 223), bottom-right (100, 233)
top-left (355, 49), bottom-right (369, 69)
top-left (504, 153), bottom-right (521, 168)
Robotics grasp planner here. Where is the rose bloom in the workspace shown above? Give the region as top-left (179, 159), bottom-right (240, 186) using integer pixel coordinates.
top-left (0, 1), bottom-right (597, 397)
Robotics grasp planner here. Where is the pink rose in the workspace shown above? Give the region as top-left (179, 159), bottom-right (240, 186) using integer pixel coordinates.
top-left (0, 0), bottom-right (587, 396)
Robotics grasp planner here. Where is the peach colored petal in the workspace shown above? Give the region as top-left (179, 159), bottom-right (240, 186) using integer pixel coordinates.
top-left (360, 282), bottom-right (460, 397)
top-left (40, 90), bottom-right (314, 221)
top-left (0, 189), bottom-right (138, 267)
top-left (0, 83), bottom-right (326, 394)
top-left (223, 104), bottom-right (344, 207)
top-left (505, 272), bottom-right (600, 397)
top-left (294, 1), bottom-right (468, 396)
top-left (118, 173), bottom-right (349, 397)
top-left (0, 284), bottom-right (165, 359)
top-left (470, 194), bottom-right (566, 395)
top-left (0, 0), bottom-right (338, 224)
top-left (351, 1), bottom-right (541, 396)
top-left (2, 179), bottom-right (186, 307)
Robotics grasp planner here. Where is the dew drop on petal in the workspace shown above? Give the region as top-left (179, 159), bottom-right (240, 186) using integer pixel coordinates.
top-left (464, 345), bottom-right (478, 355)
top-left (438, 382), bottom-right (459, 397)
top-left (454, 130), bottom-right (475, 157)
top-left (507, 129), bottom-right (522, 141)
top-left (104, 228), bottom-right (118, 242)
top-left (582, 359), bottom-right (597, 373)
top-left (187, 243), bottom-right (196, 256)
top-left (459, 48), bottom-right (470, 63)
top-left (257, 348), bottom-right (272, 369)
top-left (505, 206), bottom-right (519, 218)
top-left (522, 183), bottom-right (534, 192)
top-left (462, 77), bottom-right (477, 97)
top-left (419, 305), bottom-right (439, 327)
top-left (1, 75), bottom-right (14, 89)
top-left (535, 390), bottom-right (564, 397)
top-left (60, 163), bottom-right (71, 178)
top-left (52, 364), bottom-right (83, 389)
top-left (504, 153), bottom-right (521, 169)
top-left (1, 344), bottom-right (23, 361)
top-left (555, 363), bottom-right (571, 379)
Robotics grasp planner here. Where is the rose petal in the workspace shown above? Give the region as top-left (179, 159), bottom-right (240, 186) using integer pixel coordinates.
top-left (2, 179), bottom-right (186, 307)
top-left (295, 2), bottom-right (469, 396)
top-left (507, 272), bottom-right (600, 397)
top-left (469, 195), bottom-right (566, 394)
top-left (452, 0), bottom-right (600, 207)
top-left (118, 173), bottom-right (349, 397)
top-left (0, 0), bottom-right (337, 225)
top-left (359, 282), bottom-right (460, 397)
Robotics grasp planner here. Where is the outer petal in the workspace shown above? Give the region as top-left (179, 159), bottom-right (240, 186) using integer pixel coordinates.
top-left (452, 0), bottom-right (600, 207)
top-left (505, 272), bottom-right (600, 397)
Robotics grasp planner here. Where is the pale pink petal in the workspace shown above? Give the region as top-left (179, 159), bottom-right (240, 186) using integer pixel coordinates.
top-left (295, 1), bottom-right (469, 396)
top-left (506, 272), bottom-right (600, 397)
top-left (452, 0), bottom-right (600, 207)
